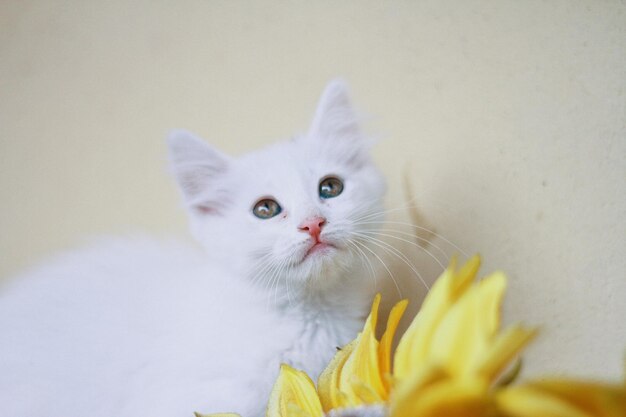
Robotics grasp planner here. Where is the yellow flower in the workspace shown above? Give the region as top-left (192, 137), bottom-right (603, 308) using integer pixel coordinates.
top-left (313, 255), bottom-right (536, 416)
top-left (389, 255), bottom-right (539, 417)
top-left (312, 255), bottom-right (623, 417)
top-left (393, 255), bottom-right (535, 381)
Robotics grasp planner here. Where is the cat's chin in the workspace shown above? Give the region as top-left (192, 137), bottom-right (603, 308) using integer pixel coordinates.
top-left (292, 243), bottom-right (355, 288)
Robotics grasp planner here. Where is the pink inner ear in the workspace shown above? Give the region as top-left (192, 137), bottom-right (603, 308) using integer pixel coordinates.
top-left (195, 204), bottom-right (217, 215)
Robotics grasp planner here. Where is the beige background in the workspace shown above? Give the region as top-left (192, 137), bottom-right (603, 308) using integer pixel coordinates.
top-left (1, 1), bottom-right (625, 380)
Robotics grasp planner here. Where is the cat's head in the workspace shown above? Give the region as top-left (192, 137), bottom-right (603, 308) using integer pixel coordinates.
top-left (168, 81), bottom-right (386, 293)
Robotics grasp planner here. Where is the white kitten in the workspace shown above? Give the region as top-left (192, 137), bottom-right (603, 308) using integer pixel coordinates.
top-left (0, 81), bottom-right (386, 417)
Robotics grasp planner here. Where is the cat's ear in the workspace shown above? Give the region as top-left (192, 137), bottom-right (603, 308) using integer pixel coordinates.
top-left (308, 80), bottom-right (361, 142)
top-left (167, 129), bottom-right (232, 215)
top-left (307, 80), bottom-right (370, 166)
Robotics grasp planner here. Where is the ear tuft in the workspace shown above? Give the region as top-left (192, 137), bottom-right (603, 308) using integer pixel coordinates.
top-left (167, 129), bottom-right (231, 215)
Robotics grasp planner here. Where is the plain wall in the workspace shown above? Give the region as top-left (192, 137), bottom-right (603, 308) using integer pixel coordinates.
top-left (1, 1), bottom-right (624, 380)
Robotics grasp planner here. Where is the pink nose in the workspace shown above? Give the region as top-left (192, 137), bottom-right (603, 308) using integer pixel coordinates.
top-left (298, 216), bottom-right (326, 240)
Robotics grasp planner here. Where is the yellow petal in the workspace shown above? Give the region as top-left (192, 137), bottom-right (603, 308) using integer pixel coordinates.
top-left (285, 404), bottom-right (314, 417)
top-left (496, 385), bottom-right (596, 417)
top-left (522, 379), bottom-right (626, 417)
top-left (394, 256), bottom-right (481, 379)
top-left (350, 377), bottom-right (384, 404)
top-left (339, 294), bottom-right (386, 404)
top-left (473, 324), bottom-right (538, 381)
top-left (389, 364), bottom-right (449, 417)
top-left (391, 377), bottom-right (490, 417)
top-left (451, 254), bottom-right (482, 299)
top-left (317, 340), bottom-right (357, 411)
top-left (267, 364), bottom-right (324, 417)
top-left (430, 271), bottom-right (506, 377)
top-left (478, 271), bottom-right (507, 335)
top-left (378, 299), bottom-right (408, 391)
top-left (393, 271), bottom-right (450, 379)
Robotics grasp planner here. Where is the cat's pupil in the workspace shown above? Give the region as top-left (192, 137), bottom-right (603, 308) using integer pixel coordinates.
top-left (253, 198), bottom-right (282, 219)
top-left (319, 177), bottom-right (344, 199)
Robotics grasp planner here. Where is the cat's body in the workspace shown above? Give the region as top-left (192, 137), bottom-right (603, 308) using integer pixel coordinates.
top-left (0, 238), bottom-right (370, 416)
top-left (0, 82), bottom-right (386, 417)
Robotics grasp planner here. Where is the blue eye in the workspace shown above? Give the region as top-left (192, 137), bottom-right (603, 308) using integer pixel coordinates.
top-left (253, 199), bottom-right (282, 219)
top-left (319, 177), bottom-right (344, 199)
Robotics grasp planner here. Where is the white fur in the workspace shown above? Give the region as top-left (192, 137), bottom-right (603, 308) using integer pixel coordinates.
top-left (0, 81), bottom-right (386, 417)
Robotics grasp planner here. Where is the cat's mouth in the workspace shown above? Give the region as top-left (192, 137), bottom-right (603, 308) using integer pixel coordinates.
top-left (303, 241), bottom-right (336, 261)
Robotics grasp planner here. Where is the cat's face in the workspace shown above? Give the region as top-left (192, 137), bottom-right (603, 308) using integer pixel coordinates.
top-left (168, 81), bottom-right (386, 292)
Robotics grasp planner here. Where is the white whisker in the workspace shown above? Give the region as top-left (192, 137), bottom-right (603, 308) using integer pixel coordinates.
top-left (351, 201), bottom-right (423, 223)
top-left (357, 230), bottom-right (446, 270)
top-left (364, 228), bottom-right (449, 260)
top-left (354, 220), bottom-right (469, 257)
top-left (352, 232), bottom-right (429, 291)
top-left (273, 257), bottom-right (291, 308)
top-left (352, 239), bottom-right (402, 298)
top-left (346, 238), bottom-right (377, 294)
top-left (249, 253), bottom-right (278, 288)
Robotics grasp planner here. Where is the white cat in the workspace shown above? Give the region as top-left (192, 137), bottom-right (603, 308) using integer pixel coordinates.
top-left (0, 81), bottom-right (386, 417)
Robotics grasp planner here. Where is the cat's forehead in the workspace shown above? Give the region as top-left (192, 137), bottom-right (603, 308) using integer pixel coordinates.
top-left (236, 139), bottom-right (326, 183)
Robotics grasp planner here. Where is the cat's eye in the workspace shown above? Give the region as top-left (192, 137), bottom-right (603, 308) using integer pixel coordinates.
top-left (319, 177), bottom-right (344, 199)
top-left (253, 198), bottom-right (282, 219)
